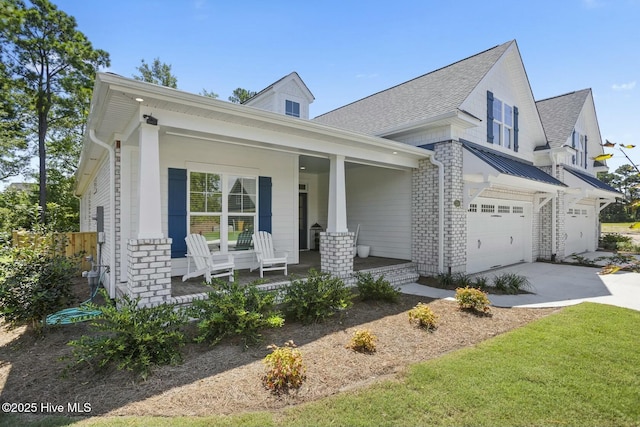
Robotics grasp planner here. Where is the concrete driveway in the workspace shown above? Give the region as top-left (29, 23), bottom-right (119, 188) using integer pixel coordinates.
top-left (400, 260), bottom-right (640, 311)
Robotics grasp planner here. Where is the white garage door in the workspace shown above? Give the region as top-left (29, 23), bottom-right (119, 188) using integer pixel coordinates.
top-left (467, 198), bottom-right (532, 273)
top-left (565, 205), bottom-right (595, 255)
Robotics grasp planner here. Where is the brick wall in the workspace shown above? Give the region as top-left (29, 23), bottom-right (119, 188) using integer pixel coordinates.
top-left (126, 238), bottom-right (172, 306)
top-left (320, 231), bottom-right (354, 280)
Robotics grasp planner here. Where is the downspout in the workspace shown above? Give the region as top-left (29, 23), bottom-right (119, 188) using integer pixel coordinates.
top-left (89, 129), bottom-right (116, 298)
top-left (429, 155), bottom-right (445, 273)
top-left (551, 153), bottom-right (557, 261)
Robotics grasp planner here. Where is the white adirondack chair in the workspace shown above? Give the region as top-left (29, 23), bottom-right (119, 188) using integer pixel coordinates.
top-left (182, 234), bottom-right (235, 282)
top-left (251, 231), bottom-right (288, 278)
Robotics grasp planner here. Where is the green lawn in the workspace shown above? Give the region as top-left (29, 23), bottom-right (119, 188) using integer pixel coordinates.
top-left (602, 222), bottom-right (639, 233)
top-left (5, 303), bottom-right (639, 427)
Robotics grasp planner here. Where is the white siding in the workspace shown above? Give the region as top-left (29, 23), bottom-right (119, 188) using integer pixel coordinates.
top-left (90, 158), bottom-right (112, 285)
top-left (346, 165), bottom-right (412, 260)
top-left (159, 135), bottom-right (298, 275)
top-left (460, 47), bottom-right (547, 162)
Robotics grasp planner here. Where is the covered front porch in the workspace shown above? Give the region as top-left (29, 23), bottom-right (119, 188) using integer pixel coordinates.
top-left (170, 251), bottom-right (418, 304)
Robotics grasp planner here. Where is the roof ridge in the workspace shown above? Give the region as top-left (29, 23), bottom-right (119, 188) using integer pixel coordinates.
top-left (536, 88), bottom-right (591, 104)
top-left (314, 40), bottom-right (514, 119)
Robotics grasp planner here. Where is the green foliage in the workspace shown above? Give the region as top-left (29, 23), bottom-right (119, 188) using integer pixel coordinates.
top-left (0, 233), bottom-right (77, 333)
top-left (228, 87), bottom-right (257, 104)
top-left (67, 290), bottom-right (188, 380)
top-left (346, 329), bottom-right (378, 353)
top-left (437, 271), bottom-right (474, 288)
top-left (408, 302), bottom-right (439, 331)
top-left (454, 286), bottom-right (492, 314)
top-left (133, 57), bottom-right (177, 88)
top-left (282, 269), bottom-right (353, 324)
top-left (472, 275), bottom-right (489, 290)
top-left (188, 280), bottom-right (284, 347)
top-left (600, 232), bottom-right (633, 250)
top-left (355, 272), bottom-right (399, 302)
top-left (262, 340), bottom-right (306, 395)
top-left (0, 0), bottom-right (109, 223)
top-left (491, 272), bottom-right (531, 294)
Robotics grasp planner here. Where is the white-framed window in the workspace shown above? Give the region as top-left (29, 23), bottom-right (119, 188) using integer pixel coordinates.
top-left (572, 131), bottom-right (587, 167)
top-left (189, 171), bottom-right (257, 252)
top-left (285, 100), bottom-right (300, 117)
top-left (492, 97), bottom-right (514, 148)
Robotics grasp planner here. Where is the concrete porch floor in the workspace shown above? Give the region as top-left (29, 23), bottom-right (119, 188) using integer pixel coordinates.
top-left (172, 250), bottom-right (410, 297)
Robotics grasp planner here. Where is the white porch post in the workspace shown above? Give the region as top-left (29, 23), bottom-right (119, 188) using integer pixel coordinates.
top-left (137, 123), bottom-right (163, 239)
top-left (321, 154), bottom-right (354, 283)
top-left (327, 154), bottom-right (348, 232)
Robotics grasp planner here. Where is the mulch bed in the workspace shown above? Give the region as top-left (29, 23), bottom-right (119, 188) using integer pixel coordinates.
top-left (0, 278), bottom-right (557, 419)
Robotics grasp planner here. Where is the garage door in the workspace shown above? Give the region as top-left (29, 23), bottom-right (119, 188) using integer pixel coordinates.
top-left (564, 205), bottom-right (595, 255)
top-left (467, 198), bottom-right (532, 273)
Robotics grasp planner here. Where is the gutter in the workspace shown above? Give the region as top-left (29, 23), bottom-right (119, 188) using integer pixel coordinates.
top-left (429, 155), bottom-right (445, 273)
top-left (89, 130), bottom-right (116, 299)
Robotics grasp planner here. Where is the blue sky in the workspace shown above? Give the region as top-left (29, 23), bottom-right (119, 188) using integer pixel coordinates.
top-left (53, 0), bottom-right (640, 172)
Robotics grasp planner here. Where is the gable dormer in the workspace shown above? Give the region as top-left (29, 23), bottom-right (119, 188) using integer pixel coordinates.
top-left (244, 72), bottom-right (315, 119)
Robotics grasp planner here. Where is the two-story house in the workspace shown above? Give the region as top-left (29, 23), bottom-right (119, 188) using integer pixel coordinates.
top-left (75, 40), bottom-right (618, 305)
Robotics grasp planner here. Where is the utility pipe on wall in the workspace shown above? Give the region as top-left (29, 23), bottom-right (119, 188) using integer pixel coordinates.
top-left (429, 155), bottom-right (445, 274)
top-left (89, 130), bottom-right (116, 298)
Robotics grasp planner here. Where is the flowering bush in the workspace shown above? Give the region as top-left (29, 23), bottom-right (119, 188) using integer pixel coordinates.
top-left (455, 286), bottom-right (491, 314)
top-left (262, 340), bottom-right (306, 394)
top-left (346, 329), bottom-right (378, 353)
top-left (408, 302), bottom-right (439, 330)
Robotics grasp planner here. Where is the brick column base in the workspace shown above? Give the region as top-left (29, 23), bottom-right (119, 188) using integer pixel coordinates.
top-left (320, 232), bottom-right (354, 282)
top-left (127, 238), bottom-right (172, 307)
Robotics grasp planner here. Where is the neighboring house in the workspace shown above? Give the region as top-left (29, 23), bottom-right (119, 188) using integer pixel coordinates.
top-left (75, 40), bottom-right (618, 304)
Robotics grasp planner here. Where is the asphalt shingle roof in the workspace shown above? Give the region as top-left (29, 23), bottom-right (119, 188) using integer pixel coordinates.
top-left (313, 41), bottom-right (514, 135)
top-left (536, 89), bottom-right (590, 147)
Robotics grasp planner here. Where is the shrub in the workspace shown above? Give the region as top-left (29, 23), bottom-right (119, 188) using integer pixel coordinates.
top-left (492, 272), bottom-right (531, 294)
top-left (262, 340), bottom-right (306, 394)
top-left (408, 302), bottom-right (439, 330)
top-left (0, 235), bottom-right (78, 334)
top-left (282, 269), bottom-right (353, 324)
top-left (346, 329), bottom-right (378, 353)
top-left (455, 286), bottom-right (492, 314)
top-left (437, 272), bottom-right (474, 288)
top-left (356, 272), bottom-right (400, 302)
top-left (188, 279), bottom-right (284, 347)
top-left (600, 233), bottom-right (632, 250)
top-left (67, 290), bottom-right (188, 380)
top-left (472, 275), bottom-right (489, 290)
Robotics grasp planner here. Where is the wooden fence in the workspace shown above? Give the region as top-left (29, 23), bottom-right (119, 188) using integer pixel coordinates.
top-left (11, 231), bottom-right (98, 273)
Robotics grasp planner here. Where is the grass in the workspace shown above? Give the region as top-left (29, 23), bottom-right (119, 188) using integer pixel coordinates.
top-left (5, 303), bottom-right (639, 427)
top-left (601, 222), bottom-right (639, 233)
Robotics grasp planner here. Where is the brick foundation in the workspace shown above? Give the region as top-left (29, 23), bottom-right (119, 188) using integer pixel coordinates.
top-left (320, 232), bottom-right (354, 280)
top-left (126, 238), bottom-right (172, 306)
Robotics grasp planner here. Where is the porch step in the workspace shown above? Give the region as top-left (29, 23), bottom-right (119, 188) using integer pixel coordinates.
top-left (358, 262), bottom-right (419, 288)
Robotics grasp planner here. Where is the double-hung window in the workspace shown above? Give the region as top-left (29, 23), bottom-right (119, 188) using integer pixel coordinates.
top-left (492, 98), bottom-right (514, 149)
top-left (285, 100), bottom-right (300, 117)
top-left (189, 171), bottom-right (257, 252)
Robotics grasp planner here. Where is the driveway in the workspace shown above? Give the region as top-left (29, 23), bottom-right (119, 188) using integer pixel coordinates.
top-left (400, 260), bottom-right (640, 312)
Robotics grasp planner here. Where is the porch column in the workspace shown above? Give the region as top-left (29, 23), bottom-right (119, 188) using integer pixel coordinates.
top-left (137, 123), bottom-right (164, 239)
top-left (321, 154), bottom-right (354, 283)
top-left (327, 155), bottom-right (347, 232)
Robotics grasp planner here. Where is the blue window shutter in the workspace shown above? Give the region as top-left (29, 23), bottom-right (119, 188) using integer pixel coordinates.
top-left (487, 91), bottom-right (494, 143)
top-left (513, 106), bottom-right (519, 152)
top-left (584, 135), bottom-right (588, 169)
top-left (572, 130), bottom-right (577, 165)
top-left (259, 176), bottom-right (272, 233)
top-left (168, 168), bottom-right (188, 258)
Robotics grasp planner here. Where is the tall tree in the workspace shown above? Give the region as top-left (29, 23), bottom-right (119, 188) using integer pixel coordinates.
top-left (0, 58), bottom-right (29, 180)
top-left (133, 58), bottom-right (177, 88)
top-left (199, 88), bottom-right (219, 99)
top-left (0, 0), bottom-right (110, 224)
top-left (228, 88), bottom-right (256, 104)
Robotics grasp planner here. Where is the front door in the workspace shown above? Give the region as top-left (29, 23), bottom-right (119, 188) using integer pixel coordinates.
top-left (299, 193), bottom-right (308, 249)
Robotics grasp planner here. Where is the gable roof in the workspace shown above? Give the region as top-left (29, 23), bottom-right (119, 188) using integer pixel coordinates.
top-left (536, 89), bottom-right (591, 147)
top-left (313, 41), bottom-right (514, 135)
top-left (245, 71), bottom-right (315, 104)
